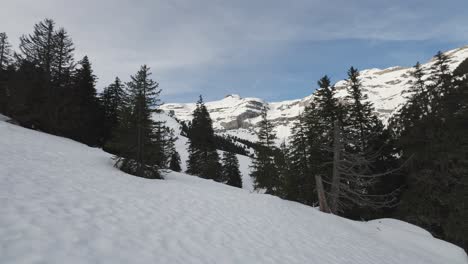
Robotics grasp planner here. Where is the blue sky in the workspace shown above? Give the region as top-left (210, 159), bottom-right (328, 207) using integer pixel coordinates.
top-left (2, 0), bottom-right (467, 102)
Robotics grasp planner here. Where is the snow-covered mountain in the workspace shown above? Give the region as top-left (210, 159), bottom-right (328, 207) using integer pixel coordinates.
top-left (1, 115), bottom-right (467, 264)
top-left (161, 45), bottom-right (468, 143)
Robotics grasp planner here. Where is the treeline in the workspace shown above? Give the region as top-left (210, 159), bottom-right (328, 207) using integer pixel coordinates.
top-left (180, 119), bottom-right (250, 156)
top-left (184, 96), bottom-right (243, 188)
top-left (0, 19), bottom-right (181, 179)
top-left (249, 52), bottom-right (468, 250)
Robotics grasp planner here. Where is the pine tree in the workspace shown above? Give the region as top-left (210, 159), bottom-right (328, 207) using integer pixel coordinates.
top-left (221, 151), bottom-right (242, 188)
top-left (19, 18), bottom-right (57, 80)
top-left (394, 52), bottom-right (468, 250)
top-left (61, 56), bottom-right (103, 146)
top-left (17, 19), bottom-right (76, 133)
top-left (169, 151), bottom-right (182, 172)
top-left (274, 141), bottom-right (290, 197)
top-left (0, 32), bottom-right (13, 114)
top-left (186, 96), bottom-right (222, 181)
top-left (345, 66), bottom-right (382, 152)
top-left (0, 32), bottom-right (13, 70)
top-left (250, 106), bottom-right (279, 194)
top-left (109, 65), bottom-right (162, 179)
top-left (101, 77), bottom-right (126, 147)
top-left (52, 28), bottom-right (74, 88)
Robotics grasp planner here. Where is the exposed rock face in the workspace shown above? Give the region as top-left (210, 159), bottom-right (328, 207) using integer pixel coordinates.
top-left (161, 46), bottom-right (468, 142)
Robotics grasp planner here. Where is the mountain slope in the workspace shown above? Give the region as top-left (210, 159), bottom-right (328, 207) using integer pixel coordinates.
top-left (1, 116), bottom-right (467, 263)
top-left (161, 45), bottom-right (468, 142)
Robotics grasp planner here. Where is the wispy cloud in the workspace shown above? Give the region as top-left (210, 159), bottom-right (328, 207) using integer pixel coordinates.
top-left (2, 0), bottom-right (467, 101)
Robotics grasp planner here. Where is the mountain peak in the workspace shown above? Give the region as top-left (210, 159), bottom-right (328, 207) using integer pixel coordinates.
top-left (162, 45), bottom-right (468, 143)
top-left (225, 94), bottom-right (242, 99)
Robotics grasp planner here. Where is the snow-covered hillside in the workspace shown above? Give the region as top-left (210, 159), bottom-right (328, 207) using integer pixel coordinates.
top-left (1, 116), bottom-right (467, 263)
top-left (161, 45), bottom-right (468, 142)
top-left (153, 112), bottom-right (254, 191)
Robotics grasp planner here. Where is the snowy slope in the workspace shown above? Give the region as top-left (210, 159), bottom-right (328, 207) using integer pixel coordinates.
top-left (1, 117), bottom-right (467, 263)
top-left (161, 45), bottom-right (468, 142)
top-left (153, 112), bottom-right (254, 191)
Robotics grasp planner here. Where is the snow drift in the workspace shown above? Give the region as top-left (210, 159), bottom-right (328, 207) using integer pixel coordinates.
top-left (1, 117), bottom-right (467, 264)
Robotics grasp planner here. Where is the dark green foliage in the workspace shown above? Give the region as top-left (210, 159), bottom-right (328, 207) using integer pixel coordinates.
top-left (250, 107), bottom-right (280, 194)
top-left (392, 52), bottom-right (468, 251)
top-left (0, 32), bottom-right (13, 70)
top-left (169, 151), bottom-right (182, 172)
top-left (101, 77), bottom-right (126, 150)
top-left (186, 96), bottom-right (222, 181)
top-left (60, 56), bottom-right (103, 146)
top-left (453, 57), bottom-right (468, 77)
top-left (107, 65), bottom-right (162, 179)
top-left (221, 151), bottom-right (242, 188)
top-left (213, 135), bottom-right (248, 156)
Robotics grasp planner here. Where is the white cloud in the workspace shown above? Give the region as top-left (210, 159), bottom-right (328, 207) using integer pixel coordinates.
top-left (1, 0), bottom-right (467, 97)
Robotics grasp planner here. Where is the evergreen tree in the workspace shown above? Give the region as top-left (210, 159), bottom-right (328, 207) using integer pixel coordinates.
top-left (186, 96), bottom-right (222, 181)
top-left (0, 32), bottom-right (13, 114)
top-left (61, 56), bottom-right (103, 146)
top-left (0, 32), bottom-right (13, 70)
top-left (274, 141), bottom-right (290, 197)
top-left (108, 65), bottom-right (162, 179)
top-left (345, 67), bottom-right (382, 152)
top-left (250, 106), bottom-right (279, 194)
top-left (18, 19), bottom-right (56, 78)
top-left (221, 151), bottom-right (242, 188)
top-left (52, 28), bottom-right (74, 88)
top-left (101, 77), bottom-right (126, 147)
top-left (394, 52), bottom-right (468, 250)
top-left (16, 19), bottom-right (76, 133)
top-left (169, 151), bottom-right (182, 172)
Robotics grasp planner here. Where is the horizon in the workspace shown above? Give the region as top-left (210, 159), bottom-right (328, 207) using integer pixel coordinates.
top-left (2, 0), bottom-right (468, 103)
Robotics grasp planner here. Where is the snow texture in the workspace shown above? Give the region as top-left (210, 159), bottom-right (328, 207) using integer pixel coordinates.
top-left (1, 117), bottom-right (467, 263)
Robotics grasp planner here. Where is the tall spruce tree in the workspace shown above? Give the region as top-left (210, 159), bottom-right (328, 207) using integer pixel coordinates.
top-left (344, 67), bottom-right (382, 152)
top-left (0, 32), bottom-right (13, 114)
top-left (16, 19), bottom-right (76, 133)
top-left (186, 96), bottom-right (222, 180)
top-left (109, 65), bottom-right (162, 179)
top-left (52, 28), bottom-right (74, 89)
top-left (19, 19), bottom-right (56, 79)
top-left (0, 32), bottom-right (13, 70)
top-left (61, 56), bottom-right (103, 146)
top-left (169, 151), bottom-right (182, 172)
top-left (101, 77), bottom-right (126, 147)
top-left (250, 106), bottom-right (280, 194)
top-left (394, 52), bottom-right (468, 250)
top-left (221, 151), bottom-right (242, 188)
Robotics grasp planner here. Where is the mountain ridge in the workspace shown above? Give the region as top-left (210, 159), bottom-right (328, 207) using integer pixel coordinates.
top-left (161, 45), bottom-right (468, 142)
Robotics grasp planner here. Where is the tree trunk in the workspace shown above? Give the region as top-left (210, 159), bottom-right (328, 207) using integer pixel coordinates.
top-left (315, 174), bottom-right (330, 213)
top-left (329, 120), bottom-right (341, 214)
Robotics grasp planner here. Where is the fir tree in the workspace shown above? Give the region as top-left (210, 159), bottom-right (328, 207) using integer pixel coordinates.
top-left (101, 77), bottom-right (126, 147)
top-left (61, 56), bottom-right (103, 146)
top-left (0, 32), bottom-right (13, 114)
top-left (52, 28), bottom-right (74, 88)
top-left (344, 66), bottom-right (382, 152)
top-left (169, 151), bottom-right (182, 172)
top-left (394, 52), bottom-right (468, 250)
top-left (186, 96), bottom-right (222, 181)
top-left (109, 65), bottom-right (162, 179)
top-left (250, 106), bottom-right (279, 194)
top-left (221, 151), bottom-right (242, 188)
top-left (0, 32), bottom-right (13, 70)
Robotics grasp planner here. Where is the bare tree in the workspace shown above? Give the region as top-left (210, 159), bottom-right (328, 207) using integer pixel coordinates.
top-left (317, 120), bottom-right (399, 214)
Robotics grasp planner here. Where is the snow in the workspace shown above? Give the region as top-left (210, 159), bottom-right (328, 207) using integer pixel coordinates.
top-left (153, 112), bottom-right (255, 191)
top-left (161, 46), bottom-right (468, 142)
top-left (1, 116), bottom-right (467, 263)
